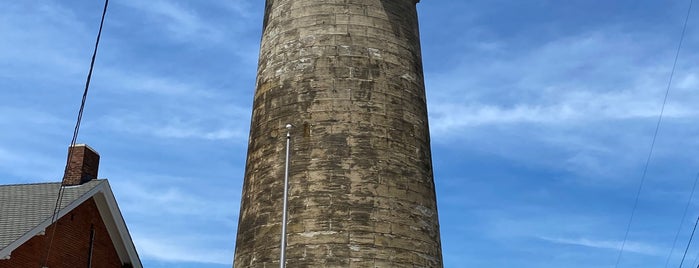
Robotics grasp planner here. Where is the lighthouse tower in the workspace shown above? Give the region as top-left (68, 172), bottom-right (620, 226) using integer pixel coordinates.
top-left (234, 0), bottom-right (443, 267)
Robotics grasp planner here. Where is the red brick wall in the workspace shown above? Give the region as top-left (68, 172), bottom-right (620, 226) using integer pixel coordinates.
top-left (0, 197), bottom-right (125, 268)
top-left (63, 145), bottom-right (100, 186)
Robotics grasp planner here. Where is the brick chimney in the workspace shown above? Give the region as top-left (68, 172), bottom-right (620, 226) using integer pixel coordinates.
top-left (62, 144), bottom-right (100, 186)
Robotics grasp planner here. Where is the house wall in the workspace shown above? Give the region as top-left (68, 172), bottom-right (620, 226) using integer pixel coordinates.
top-left (0, 197), bottom-right (125, 268)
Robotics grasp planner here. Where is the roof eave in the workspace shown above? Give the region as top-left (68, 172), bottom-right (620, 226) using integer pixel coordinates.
top-left (0, 180), bottom-right (142, 268)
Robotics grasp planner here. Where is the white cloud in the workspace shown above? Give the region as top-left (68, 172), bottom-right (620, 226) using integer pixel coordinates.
top-left (539, 236), bottom-right (664, 256)
top-left (83, 67), bottom-right (252, 142)
top-left (429, 89), bottom-right (695, 132)
top-left (215, 0), bottom-right (256, 18)
top-left (101, 170), bottom-right (240, 266)
top-left (676, 73), bottom-right (699, 90)
top-left (133, 234), bottom-right (232, 264)
top-left (117, 181), bottom-right (235, 218)
top-left (423, 25), bottom-right (699, 181)
top-left (0, 2), bottom-right (92, 79)
top-left (116, 0), bottom-right (234, 43)
top-left (0, 145), bottom-right (65, 181)
top-left (0, 107), bottom-right (67, 126)
top-left (0, 107), bottom-right (73, 180)
top-left (97, 69), bottom-right (218, 97)
top-left (99, 111), bottom-right (248, 141)
top-left (426, 29), bottom-right (698, 136)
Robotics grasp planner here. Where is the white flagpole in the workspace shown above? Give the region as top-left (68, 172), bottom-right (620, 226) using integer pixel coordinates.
top-left (280, 123), bottom-right (292, 268)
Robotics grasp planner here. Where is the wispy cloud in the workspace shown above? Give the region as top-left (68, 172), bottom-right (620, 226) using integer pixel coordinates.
top-left (117, 0), bottom-right (223, 42)
top-left (0, 107), bottom-right (68, 126)
top-left (426, 29), bottom-right (699, 136)
top-left (107, 173), bottom-right (239, 265)
top-left (539, 236), bottom-right (664, 256)
top-left (0, 145), bottom-right (64, 181)
top-left (221, 0), bottom-right (256, 18)
top-left (423, 25), bottom-right (699, 182)
top-left (0, 106), bottom-right (74, 180)
top-left (0, 2), bottom-right (93, 80)
top-left (96, 69), bottom-right (218, 97)
top-left (98, 109), bottom-right (248, 141)
top-left (115, 178), bottom-right (238, 219)
top-left (133, 234), bottom-right (232, 264)
top-left (114, 0), bottom-right (258, 45)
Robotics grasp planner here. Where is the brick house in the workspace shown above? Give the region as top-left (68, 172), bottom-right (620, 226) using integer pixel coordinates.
top-left (0, 144), bottom-right (141, 268)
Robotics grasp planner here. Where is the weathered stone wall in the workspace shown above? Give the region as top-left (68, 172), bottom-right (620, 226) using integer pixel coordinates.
top-left (234, 0), bottom-right (442, 267)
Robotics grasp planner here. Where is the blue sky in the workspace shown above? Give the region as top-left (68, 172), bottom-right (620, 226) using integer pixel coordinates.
top-left (1, 1), bottom-right (698, 267)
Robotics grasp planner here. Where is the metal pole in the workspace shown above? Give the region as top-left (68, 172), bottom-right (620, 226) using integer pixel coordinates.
top-left (280, 124), bottom-right (292, 268)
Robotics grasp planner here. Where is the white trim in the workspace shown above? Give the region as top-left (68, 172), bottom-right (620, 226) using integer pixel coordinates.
top-left (0, 184), bottom-right (98, 260)
top-left (0, 180), bottom-right (141, 267)
top-left (93, 182), bottom-right (142, 268)
top-left (72, 144), bottom-right (100, 156)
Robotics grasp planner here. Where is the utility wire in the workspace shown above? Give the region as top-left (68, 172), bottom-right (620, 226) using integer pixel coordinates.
top-left (40, 0), bottom-right (109, 267)
top-left (693, 250), bottom-right (699, 268)
top-left (615, 0), bottom-right (694, 266)
top-left (665, 172), bottom-right (699, 268)
top-left (680, 217), bottom-right (699, 268)
top-left (691, 232), bottom-right (699, 268)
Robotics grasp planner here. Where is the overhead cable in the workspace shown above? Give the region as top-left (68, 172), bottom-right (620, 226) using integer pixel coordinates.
top-left (615, 0), bottom-right (694, 266)
top-left (680, 217), bottom-right (699, 268)
top-left (40, 0), bottom-right (109, 267)
top-left (665, 173), bottom-right (699, 268)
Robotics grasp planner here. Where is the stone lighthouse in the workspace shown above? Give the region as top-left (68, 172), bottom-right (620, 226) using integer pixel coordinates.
top-left (234, 0), bottom-right (443, 267)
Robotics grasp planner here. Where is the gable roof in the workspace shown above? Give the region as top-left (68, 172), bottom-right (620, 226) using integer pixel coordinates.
top-left (0, 179), bottom-right (141, 267)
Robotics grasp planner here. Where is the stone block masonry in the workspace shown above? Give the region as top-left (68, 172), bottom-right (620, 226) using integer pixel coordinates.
top-left (234, 0), bottom-right (443, 267)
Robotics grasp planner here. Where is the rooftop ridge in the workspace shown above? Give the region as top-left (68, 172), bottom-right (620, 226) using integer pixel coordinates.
top-left (0, 179), bottom-right (106, 188)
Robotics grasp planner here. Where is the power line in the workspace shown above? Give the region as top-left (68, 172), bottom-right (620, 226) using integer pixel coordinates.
top-left (691, 229), bottom-right (699, 268)
top-left (665, 173), bottom-right (699, 268)
top-left (680, 217), bottom-right (699, 268)
top-left (40, 0), bottom-right (109, 267)
top-left (615, 0), bottom-right (694, 266)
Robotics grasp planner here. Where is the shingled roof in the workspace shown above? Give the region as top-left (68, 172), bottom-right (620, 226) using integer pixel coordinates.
top-left (0, 179), bottom-right (141, 267)
top-left (0, 180), bottom-right (103, 249)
